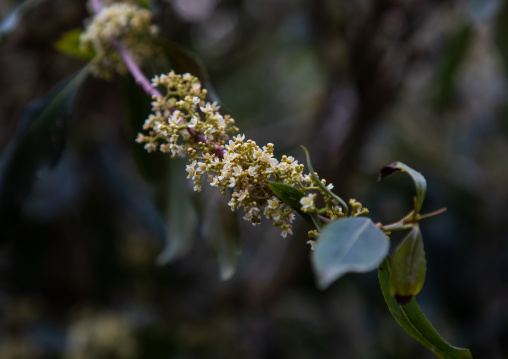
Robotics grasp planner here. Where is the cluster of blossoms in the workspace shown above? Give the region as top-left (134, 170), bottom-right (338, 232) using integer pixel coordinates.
top-left (136, 72), bottom-right (353, 238)
top-left (80, 1), bottom-right (159, 79)
top-left (137, 71), bottom-right (237, 158)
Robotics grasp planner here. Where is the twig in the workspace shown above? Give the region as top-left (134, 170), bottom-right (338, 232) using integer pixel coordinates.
top-left (110, 38), bottom-right (162, 98)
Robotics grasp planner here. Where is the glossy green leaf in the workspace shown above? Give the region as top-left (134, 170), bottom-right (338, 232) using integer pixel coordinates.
top-left (0, 68), bottom-right (88, 240)
top-left (311, 217), bottom-right (389, 289)
top-left (301, 146), bottom-right (348, 214)
top-left (379, 257), bottom-right (472, 359)
top-left (268, 182), bottom-right (322, 231)
top-left (378, 161), bottom-right (427, 212)
top-left (389, 226), bottom-right (426, 303)
top-left (54, 28), bottom-right (95, 60)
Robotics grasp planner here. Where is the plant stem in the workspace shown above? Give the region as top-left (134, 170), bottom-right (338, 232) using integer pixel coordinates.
top-left (89, 0), bottom-right (102, 13)
top-left (188, 127), bottom-right (225, 159)
top-left (110, 38), bottom-right (162, 98)
top-left (379, 207), bottom-right (447, 233)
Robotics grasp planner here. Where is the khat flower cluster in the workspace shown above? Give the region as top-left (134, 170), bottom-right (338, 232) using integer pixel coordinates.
top-left (80, 1), bottom-right (159, 79)
top-left (137, 72), bottom-right (353, 238)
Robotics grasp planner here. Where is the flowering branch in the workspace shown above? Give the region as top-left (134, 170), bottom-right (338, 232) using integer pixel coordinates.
top-left (82, 0), bottom-right (350, 238)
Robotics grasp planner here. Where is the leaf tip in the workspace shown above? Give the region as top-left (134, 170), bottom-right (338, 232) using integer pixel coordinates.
top-left (378, 161), bottom-right (402, 182)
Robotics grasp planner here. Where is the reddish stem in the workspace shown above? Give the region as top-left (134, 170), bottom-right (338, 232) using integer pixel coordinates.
top-left (89, 0), bottom-right (102, 13)
top-left (89, 0), bottom-right (225, 156)
top-left (188, 127), bottom-right (225, 159)
top-left (110, 39), bottom-right (163, 98)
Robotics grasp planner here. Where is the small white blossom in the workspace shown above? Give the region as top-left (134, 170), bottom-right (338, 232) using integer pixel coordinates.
top-left (281, 227), bottom-right (293, 238)
top-left (144, 142), bottom-right (157, 152)
top-left (267, 197), bottom-right (279, 209)
top-left (247, 166), bottom-right (258, 177)
top-left (300, 193), bottom-right (316, 210)
top-left (188, 116), bottom-right (198, 128)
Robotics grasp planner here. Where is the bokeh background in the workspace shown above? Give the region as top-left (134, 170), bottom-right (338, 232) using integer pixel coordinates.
top-left (1, 0), bottom-right (507, 358)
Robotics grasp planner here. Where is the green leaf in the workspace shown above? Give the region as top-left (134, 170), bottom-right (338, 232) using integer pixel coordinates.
top-left (156, 159), bottom-right (198, 265)
top-left (378, 161), bottom-right (427, 213)
top-left (0, 68), bottom-right (88, 240)
top-left (301, 146), bottom-right (348, 214)
top-left (389, 226), bottom-right (426, 303)
top-left (268, 182), bottom-right (322, 231)
top-left (54, 28), bottom-right (95, 60)
top-left (311, 217), bottom-right (389, 289)
top-left (203, 189), bottom-right (241, 280)
top-left (379, 257), bottom-right (472, 359)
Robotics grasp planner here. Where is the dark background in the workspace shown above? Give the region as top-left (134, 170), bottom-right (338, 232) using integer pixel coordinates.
top-left (1, 0), bottom-right (507, 358)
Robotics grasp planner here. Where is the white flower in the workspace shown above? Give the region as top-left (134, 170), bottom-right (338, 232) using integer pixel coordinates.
top-left (232, 166), bottom-right (243, 177)
top-left (196, 162), bottom-right (207, 173)
top-left (300, 193), bottom-right (316, 210)
top-left (188, 116), bottom-right (198, 128)
top-left (144, 142), bottom-right (157, 152)
top-left (327, 183), bottom-right (334, 190)
top-left (237, 189), bottom-right (248, 202)
top-left (306, 240), bottom-right (317, 250)
top-left (186, 161), bottom-right (197, 178)
top-left (228, 177), bottom-right (236, 188)
top-left (247, 166), bottom-right (258, 177)
top-left (302, 174), bottom-right (312, 184)
top-left (281, 227), bottom-right (293, 238)
top-left (266, 197), bottom-right (279, 209)
top-left (210, 176), bottom-right (220, 187)
top-left (233, 134), bottom-right (245, 142)
top-left (204, 127), bottom-right (216, 140)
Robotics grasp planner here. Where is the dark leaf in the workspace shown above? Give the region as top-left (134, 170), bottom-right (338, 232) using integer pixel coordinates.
top-left (0, 0), bottom-right (46, 42)
top-left (389, 226), bottom-right (426, 303)
top-left (0, 68), bottom-right (88, 240)
top-left (203, 188), bottom-right (241, 280)
top-left (378, 161), bottom-right (427, 213)
top-left (97, 143), bottom-right (167, 247)
top-left (156, 159), bottom-right (198, 265)
top-left (379, 257), bottom-right (473, 359)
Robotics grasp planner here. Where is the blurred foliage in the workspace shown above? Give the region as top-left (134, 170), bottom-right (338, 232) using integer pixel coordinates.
top-left (0, 0), bottom-right (507, 358)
